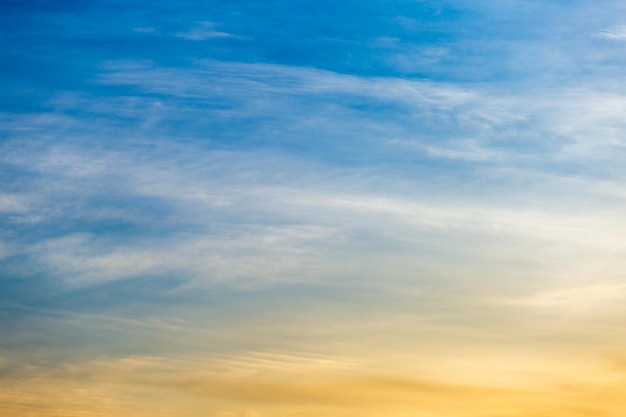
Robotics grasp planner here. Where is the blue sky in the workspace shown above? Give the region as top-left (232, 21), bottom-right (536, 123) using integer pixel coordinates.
top-left (3, 1), bottom-right (626, 416)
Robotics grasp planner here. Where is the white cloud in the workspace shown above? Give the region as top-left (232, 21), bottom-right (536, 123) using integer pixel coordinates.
top-left (94, 59), bottom-right (626, 162)
top-left (388, 138), bottom-right (501, 162)
top-left (3, 144), bottom-right (622, 290)
top-left (175, 22), bottom-right (237, 40)
top-left (0, 192), bottom-right (31, 214)
top-left (2, 129), bottom-right (626, 291)
top-left (498, 283), bottom-right (626, 310)
top-left (30, 224), bottom-right (339, 286)
top-left (5, 59), bottom-right (626, 293)
top-left (98, 59), bottom-right (479, 111)
top-left (597, 25), bottom-right (626, 40)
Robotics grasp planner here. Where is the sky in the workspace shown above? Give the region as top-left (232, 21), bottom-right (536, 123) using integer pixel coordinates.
top-left (2, 0), bottom-right (626, 416)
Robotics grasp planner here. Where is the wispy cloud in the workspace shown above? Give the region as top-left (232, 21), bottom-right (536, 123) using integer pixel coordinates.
top-left (2, 56), bottom-right (626, 319)
top-left (3, 350), bottom-right (626, 417)
top-left (29, 225), bottom-right (337, 286)
top-left (97, 59), bottom-right (478, 112)
top-left (5, 2), bottom-right (626, 415)
top-left (94, 59), bottom-right (626, 162)
top-left (3, 136), bottom-right (626, 292)
top-left (175, 22), bottom-right (238, 40)
top-left (596, 25), bottom-right (626, 40)
top-left (498, 283), bottom-right (626, 309)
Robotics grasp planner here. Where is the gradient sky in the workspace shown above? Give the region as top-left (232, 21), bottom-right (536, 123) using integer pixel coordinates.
top-left (3, 1), bottom-right (626, 416)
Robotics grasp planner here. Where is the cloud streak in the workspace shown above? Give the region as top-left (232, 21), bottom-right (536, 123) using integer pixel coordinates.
top-left (597, 25), bottom-right (626, 40)
top-left (3, 351), bottom-right (626, 417)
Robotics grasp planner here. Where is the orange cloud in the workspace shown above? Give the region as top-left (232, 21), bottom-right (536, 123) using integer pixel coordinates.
top-left (2, 352), bottom-right (626, 417)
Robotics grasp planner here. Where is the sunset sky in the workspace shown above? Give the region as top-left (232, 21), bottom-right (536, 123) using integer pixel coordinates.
top-left (2, 1), bottom-right (626, 416)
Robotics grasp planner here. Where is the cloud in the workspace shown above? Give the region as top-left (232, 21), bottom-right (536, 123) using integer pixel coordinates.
top-left (388, 138), bottom-right (501, 162)
top-left (597, 25), bottom-right (626, 40)
top-left (29, 225), bottom-right (338, 286)
top-left (97, 59), bottom-right (479, 111)
top-left (3, 351), bottom-right (626, 417)
top-left (0, 192), bottom-right (31, 214)
top-left (498, 283), bottom-right (626, 309)
top-left (175, 22), bottom-right (238, 40)
top-left (93, 59), bottom-right (626, 163)
top-left (3, 131), bottom-right (626, 291)
top-left (5, 2), bottom-right (626, 416)
top-left (0, 353), bottom-right (532, 411)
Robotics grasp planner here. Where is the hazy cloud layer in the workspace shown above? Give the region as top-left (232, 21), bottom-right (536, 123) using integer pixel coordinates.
top-left (3, 1), bottom-right (626, 416)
